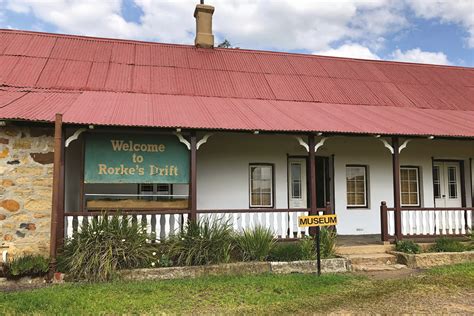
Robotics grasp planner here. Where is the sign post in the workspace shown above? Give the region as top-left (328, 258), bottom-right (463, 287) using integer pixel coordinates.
top-left (298, 214), bottom-right (337, 276)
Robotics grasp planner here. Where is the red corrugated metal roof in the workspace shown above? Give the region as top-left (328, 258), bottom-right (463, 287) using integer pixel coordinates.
top-left (1, 89), bottom-right (473, 138)
top-left (0, 29), bottom-right (473, 138)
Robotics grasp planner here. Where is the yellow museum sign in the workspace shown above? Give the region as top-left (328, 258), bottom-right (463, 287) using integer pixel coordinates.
top-left (298, 214), bottom-right (337, 227)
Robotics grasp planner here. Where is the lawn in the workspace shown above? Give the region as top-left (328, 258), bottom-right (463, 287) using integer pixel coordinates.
top-left (1, 263), bottom-right (473, 314)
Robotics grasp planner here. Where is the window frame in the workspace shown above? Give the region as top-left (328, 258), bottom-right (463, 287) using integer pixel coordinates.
top-left (138, 183), bottom-right (172, 201)
top-left (400, 166), bottom-right (421, 207)
top-left (290, 161), bottom-right (303, 199)
top-left (346, 165), bottom-right (369, 209)
top-left (249, 163), bottom-right (275, 208)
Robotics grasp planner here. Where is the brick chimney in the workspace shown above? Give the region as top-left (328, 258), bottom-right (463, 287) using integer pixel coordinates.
top-left (194, 3), bottom-right (215, 48)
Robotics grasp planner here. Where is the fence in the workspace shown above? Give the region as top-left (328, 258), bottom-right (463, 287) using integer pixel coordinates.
top-left (380, 202), bottom-right (473, 241)
top-left (64, 205), bottom-right (332, 240)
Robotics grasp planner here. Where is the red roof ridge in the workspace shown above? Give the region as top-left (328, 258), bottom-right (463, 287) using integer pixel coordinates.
top-left (1, 28), bottom-right (473, 71)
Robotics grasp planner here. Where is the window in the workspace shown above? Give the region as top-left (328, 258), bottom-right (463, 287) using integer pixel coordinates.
top-left (400, 167), bottom-right (420, 206)
top-left (447, 166), bottom-right (458, 198)
top-left (250, 164), bottom-right (273, 208)
top-left (290, 162), bottom-right (302, 199)
top-left (138, 184), bottom-right (171, 200)
top-left (433, 166), bottom-right (441, 199)
top-left (346, 166), bottom-right (368, 208)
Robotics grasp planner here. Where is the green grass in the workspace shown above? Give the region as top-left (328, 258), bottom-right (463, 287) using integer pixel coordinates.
top-left (1, 263), bottom-right (473, 314)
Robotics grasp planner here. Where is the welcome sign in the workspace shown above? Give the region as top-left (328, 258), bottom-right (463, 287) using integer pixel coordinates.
top-left (84, 133), bottom-right (189, 183)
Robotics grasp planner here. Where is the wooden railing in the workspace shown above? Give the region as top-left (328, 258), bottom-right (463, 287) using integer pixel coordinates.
top-left (380, 202), bottom-right (473, 241)
top-left (64, 204), bottom-right (332, 241)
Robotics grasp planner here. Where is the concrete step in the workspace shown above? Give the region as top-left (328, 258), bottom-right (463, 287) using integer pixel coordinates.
top-left (352, 263), bottom-right (407, 272)
top-left (336, 244), bottom-right (394, 255)
top-left (344, 253), bottom-right (398, 266)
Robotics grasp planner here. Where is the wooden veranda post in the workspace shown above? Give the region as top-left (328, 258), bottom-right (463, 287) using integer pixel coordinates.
top-left (392, 136), bottom-right (402, 240)
top-left (308, 134), bottom-right (317, 236)
top-left (189, 132), bottom-right (197, 222)
top-left (49, 113), bottom-right (64, 276)
top-left (380, 201), bottom-right (389, 242)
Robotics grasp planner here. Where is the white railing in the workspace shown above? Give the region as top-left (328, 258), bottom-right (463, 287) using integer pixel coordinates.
top-left (383, 205), bottom-right (473, 240)
top-left (198, 210), bottom-right (311, 239)
top-left (65, 212), bottom-right (188, 241)
top-left (64, 208), bottom-right (331, 240)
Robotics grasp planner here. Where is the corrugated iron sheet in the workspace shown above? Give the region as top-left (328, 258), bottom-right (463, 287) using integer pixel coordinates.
top-left (1, 90), bottom-right (473, 138)
top-left (0, 29), bottom-right (473, 138)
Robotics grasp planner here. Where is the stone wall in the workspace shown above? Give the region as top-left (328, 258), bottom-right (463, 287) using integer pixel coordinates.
top-left (121, 259), bottom-right (351, 281)
top-left (0, 126), bottom-right (54, 260)
top-left (390, 251), bottom-right (474, 269)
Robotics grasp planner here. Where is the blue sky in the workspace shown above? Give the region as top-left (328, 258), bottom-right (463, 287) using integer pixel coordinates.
top-left (0, 0), bottom-right (473, 67)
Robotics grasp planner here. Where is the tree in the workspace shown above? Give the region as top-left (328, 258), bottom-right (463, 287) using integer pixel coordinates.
top-left (217, 39), bottom-right (232, 48)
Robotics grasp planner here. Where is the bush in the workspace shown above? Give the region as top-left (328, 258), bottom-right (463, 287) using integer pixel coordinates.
top-left (320, 228), bottom-right (337, 259)
top-left (236, 226), bottom-right (275, 261)
top-left (267, 230), bottom-right (337, 262)
top-left (4, 255), bottom-right (49, 279)
top-left (430, 237), bottom-right (466, 253)
top-left (167, 217), bottom-right (234, 266)
top-left (299, 236), bottom-right (316, 260)
top-left (59, 214), bottom-right (153, 282)
top-left (268, 243), bottom-right (303, 261)
top-left (395, 240), bottom-right (421, 254)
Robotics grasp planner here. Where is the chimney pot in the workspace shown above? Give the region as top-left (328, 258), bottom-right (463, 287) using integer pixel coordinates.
top-left (194, 4), bottom-right (215, 48)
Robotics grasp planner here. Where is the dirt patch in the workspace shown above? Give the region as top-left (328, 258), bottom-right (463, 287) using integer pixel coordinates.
top-left (353, 267), bottom-right (424, 280)
top-left (331, 288), bottom-right (474, 315)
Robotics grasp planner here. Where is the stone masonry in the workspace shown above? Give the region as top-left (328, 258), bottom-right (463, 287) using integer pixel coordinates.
top-left (0, 126), bottom-right (54, 259)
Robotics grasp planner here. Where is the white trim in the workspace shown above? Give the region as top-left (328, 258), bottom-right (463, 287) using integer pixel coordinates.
top-left (399, 139), bottom-right (411, 153)
top-left (294, 136), bottom-right (309, 152)
top-left (315, 137), bottom-right (328, 153)
top-left (376, 137), bottom-right (394, 154)
top-left (174, 132), bottom-right (191, 150)
top-left (197, 133), bottom-right (213, 150)
top-left (65, 128), bottom-right (87, 148)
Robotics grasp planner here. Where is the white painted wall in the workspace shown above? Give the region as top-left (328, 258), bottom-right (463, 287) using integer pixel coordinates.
top-left (64, 130), bottom-right (473, 235)
top-left (197, 133), bottom-right (473, 235)
top-left (197, 133), bottom-right (308, 210)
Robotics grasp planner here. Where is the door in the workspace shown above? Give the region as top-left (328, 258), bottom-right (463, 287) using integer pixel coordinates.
top-left (433, 162), bottom-right (462, 207)
top-left (316, 156), bottom-right (331, 208)
top-left (288, 157), bottom-right (331, 209)
top-left (288, 158), bottom-right (307, 208)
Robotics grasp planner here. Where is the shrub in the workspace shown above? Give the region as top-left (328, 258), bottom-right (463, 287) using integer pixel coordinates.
top-left (430, 237), bottom-right (466, 253)
top-left (268, 243), bottom-right (303, 261)
top-left (299, 229), bottom-right (337, 260)
top-left (236, 226), bottom-right (275, 261)
top-left (59, 214), bottom-right (153, 282)
top-left (166, 217), bottom-right (234, 266)
top-left (395, 240), bottom-right (421, 254)
top-left (299, 236), bottom-right (316, 260)
top-left (267, 230), bottom-right (336, 262)
top-left (4, 255), bottom-right (49, 279)
top-left (320, 228), bottom-right (337, 259)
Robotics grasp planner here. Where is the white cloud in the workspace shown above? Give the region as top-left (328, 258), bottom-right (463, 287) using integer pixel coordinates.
top-left (406, 0), bottom-right (474, 48)
top-left (3, 0), bottom-right (408, 52)
top-left (315, 43), bottom-right (380, 60)
top-left (2, 0), bottom-right (471, 68)
top-left (391, 48), bottom-right (451, 65)
top-left (4, 0), bottom-right (143, 39)
top-left (0, 0), bottom-right (5, 23)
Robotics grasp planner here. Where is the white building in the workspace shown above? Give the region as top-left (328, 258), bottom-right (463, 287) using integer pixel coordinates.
top-left (0, 4), bottom-right (473, 259)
